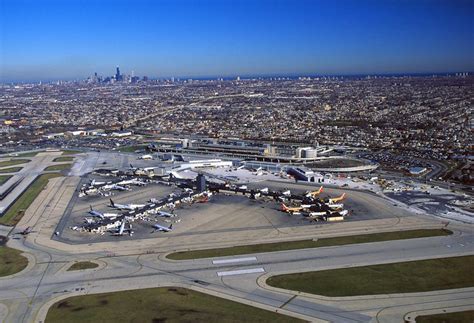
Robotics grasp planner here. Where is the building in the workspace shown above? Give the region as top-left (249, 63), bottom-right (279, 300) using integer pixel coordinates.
top-left (287, 166), bottom-right (324, 182)
top-left (115, 66), bottom-right (122, 81)
top-left (196, 174), bottom-right (206, 192)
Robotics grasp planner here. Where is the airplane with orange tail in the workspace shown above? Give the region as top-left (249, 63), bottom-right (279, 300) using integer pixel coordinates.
top-left (305, 186), bottom-right (323, 198)
top-left (328, 193), bottom-right (346, 204)
top-left (280, 203), bottom-right (304, 214)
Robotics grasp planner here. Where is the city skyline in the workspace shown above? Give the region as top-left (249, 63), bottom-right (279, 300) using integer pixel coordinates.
top-left (1, 0), bottom-right (473, 82)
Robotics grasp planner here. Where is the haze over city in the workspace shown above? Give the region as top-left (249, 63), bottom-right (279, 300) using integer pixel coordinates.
top-left (1, 0), bottom-right (473, 82)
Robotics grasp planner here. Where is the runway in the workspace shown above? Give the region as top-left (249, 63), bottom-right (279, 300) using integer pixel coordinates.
top-left (0, 166), bottom-right (473, 322)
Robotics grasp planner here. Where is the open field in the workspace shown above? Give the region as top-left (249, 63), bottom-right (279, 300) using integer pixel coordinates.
top-left (45, 287), bottom-right (304, 323)
top-left (44, 164), bottom-right (72, 172)
top-left (0, 173), bottom-right (63, 225)
top-left (0, 175), bottom-right (12, 185)
top-left (416, 310), bottom-right (474, 323)
top-left (67, 261), bottom-right (98, 271)
top-left (0, 167), bottom-right (23, 174)
top-left (53, 157), bottom-right (75, 162)
top-left (0, 245), bottom-right (28, 277)
top-left (61, 150), bottom-right (81, 155)
top-left (17, 151), bottom-right (40, 157)
top-left (0, 159), bottom-right (30, 167)
top-left (267, 255), bottom-right (474, 297)
top-left (166, 229), bottom-right (452, 260)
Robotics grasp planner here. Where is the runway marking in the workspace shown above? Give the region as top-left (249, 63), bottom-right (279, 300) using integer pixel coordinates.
top-left (212, 257), bottom-right (257, 265)
top-left (217, 267), bottom-right (265, 277)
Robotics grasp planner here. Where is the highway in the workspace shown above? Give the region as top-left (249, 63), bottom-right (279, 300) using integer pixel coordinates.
top-left (0, 165), bottom-right (473, 322)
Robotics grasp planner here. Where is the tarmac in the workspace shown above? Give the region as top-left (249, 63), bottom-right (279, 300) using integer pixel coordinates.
top-left (0, 152), bottom-right (473, 322)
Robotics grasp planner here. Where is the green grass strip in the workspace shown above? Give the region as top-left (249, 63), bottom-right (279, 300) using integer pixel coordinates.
top-left (0, 246), bottom-right (28, 277)
top-left (53, 156), bottom-right (74, 162)
top-left (67, 261), bottom-right (99, 271)
top-left (0, 175), bottom-right (12, 185)
top-left (416, 310), bottom-right (474, 323)
top-left (45, 287), bottom-right (304, 323)
top-left (0, 159), bottom-right (30, 167)
top-left (267, 255), bottom-right (474, 297)
top-left (0, 167), bottom-right (23, 174)
top-left (167, 229), bottom-right (452, 260)
top-left (0, 173), bottom-right (63, 225)
top-left (44, 164), bottom-right (72, 171)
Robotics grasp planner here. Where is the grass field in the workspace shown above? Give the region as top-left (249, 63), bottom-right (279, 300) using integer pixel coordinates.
top-left (45, 287), bottom-right (304, 323)
top-left (61, 150), bottom-right (81, 155)
top-left (0, 173), bottom-right (63, 226)
top-left (0, 175), bottom-right (12, 185)
top-left (0, 159), bottom-right (30, 167)
top-left (0, 246), bottom-right (28, 277)
top-left (416, 310), bottom-right (474, 323)
top-left (67, 261), bottom-right (99, 271)
top-left (0, 167), bottom-right (23, 173)
top-left (166, 229), bottom-right (452, 260)
top-left (44, 164), bottom-right (72, 172)
top-left (267, 255), bottom-right (474, 297)
top-left (53, 156), bottom-right (74, 162)
top-left (17, 151), bottom-right (40, 157)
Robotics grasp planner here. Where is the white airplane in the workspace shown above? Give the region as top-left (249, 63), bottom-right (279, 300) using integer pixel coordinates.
top-left (90, 179), bottom-right (107, 186)
top-left (338, 210), bottom-right (349, 216)
top-left (111, 220), bottom-right (133, 236)
top-left (282, 190), bottom-right (291, 196)
top-left (109, 199), bottom-right (145, 211)
top-left (87, 206), bottom-right (119, 219)
top-left (305, 211), bottom-right (327, 218)
top-left (118, 178), bottom-right (147, 186)
top-left (102, 183), bottom-right (130, 191)
top-left (327, 203), bottom-right (344, 210)
top-left (152, 223), bottom-right (173, 232)
top-left (139, 154), bottom-right (154, 160)
top-left (259, 187), bottom-right (269, 194)
top-left (156, 210), bottom-right (175, 218)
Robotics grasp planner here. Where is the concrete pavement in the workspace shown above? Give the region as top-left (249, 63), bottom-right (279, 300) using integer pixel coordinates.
top-left (1, 169), bottom-right (473, 322)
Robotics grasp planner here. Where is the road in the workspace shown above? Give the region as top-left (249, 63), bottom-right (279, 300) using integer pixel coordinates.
top-left (0, 174), bottom-right (473, 322)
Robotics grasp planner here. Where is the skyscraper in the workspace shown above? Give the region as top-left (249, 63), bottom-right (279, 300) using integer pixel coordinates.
top-left (115, 66), bottom-right (121, 81)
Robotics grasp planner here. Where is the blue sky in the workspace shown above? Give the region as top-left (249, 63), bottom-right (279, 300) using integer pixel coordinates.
top-left (1, 0), bottom-right (473, 81)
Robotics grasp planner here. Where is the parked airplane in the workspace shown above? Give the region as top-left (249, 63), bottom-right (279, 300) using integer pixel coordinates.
top-left (102, 183), bottom-right (130, 191)
top-left (328, 193), bottom-right (346, 204)
top-left (110, 220), bottom-right (133, 236)
top-left (280, 203), bottom-right (304, 213)
top-left (109, 199), bottom-right (145, 210)
top-left (306, 186), bottom-right (324, 198)
top-left (88, 206), bottom-right (119, 219)
top-left (139, 154), bottom-right (153, 160)
top-left (327, 203), bottom-right (344, 210)
top-left (152, 223), bottom-right (173, 232)
top-left (117, 178), bottom-right (147, 186)
top-left (156, 210), bottom-right (175, 218)
top-left (90, 179), bottom-right (107, 186)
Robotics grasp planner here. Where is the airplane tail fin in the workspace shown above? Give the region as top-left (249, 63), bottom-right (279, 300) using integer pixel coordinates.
top-left (90, 205), bottom-right (93, 211)
top-left (109, 198), bottom-right (115, 206)
top-left (318, 186), bottom-right (323, 194)
top-left (280, 203), bottom-right (288, 211)
top-left (169, 224), bottom-right (173, 230)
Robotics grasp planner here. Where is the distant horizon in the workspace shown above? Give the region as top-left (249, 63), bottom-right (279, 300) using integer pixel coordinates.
top-left (2, 70), bottom-right (473, 84)
top-left (1, 0), bottom-right (473, 82)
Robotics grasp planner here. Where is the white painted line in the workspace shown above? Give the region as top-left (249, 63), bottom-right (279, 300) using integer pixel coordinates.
top-left (217, 267), bottom-right (265, 277)
top-left (212, 257), bottom-right (257, 265)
